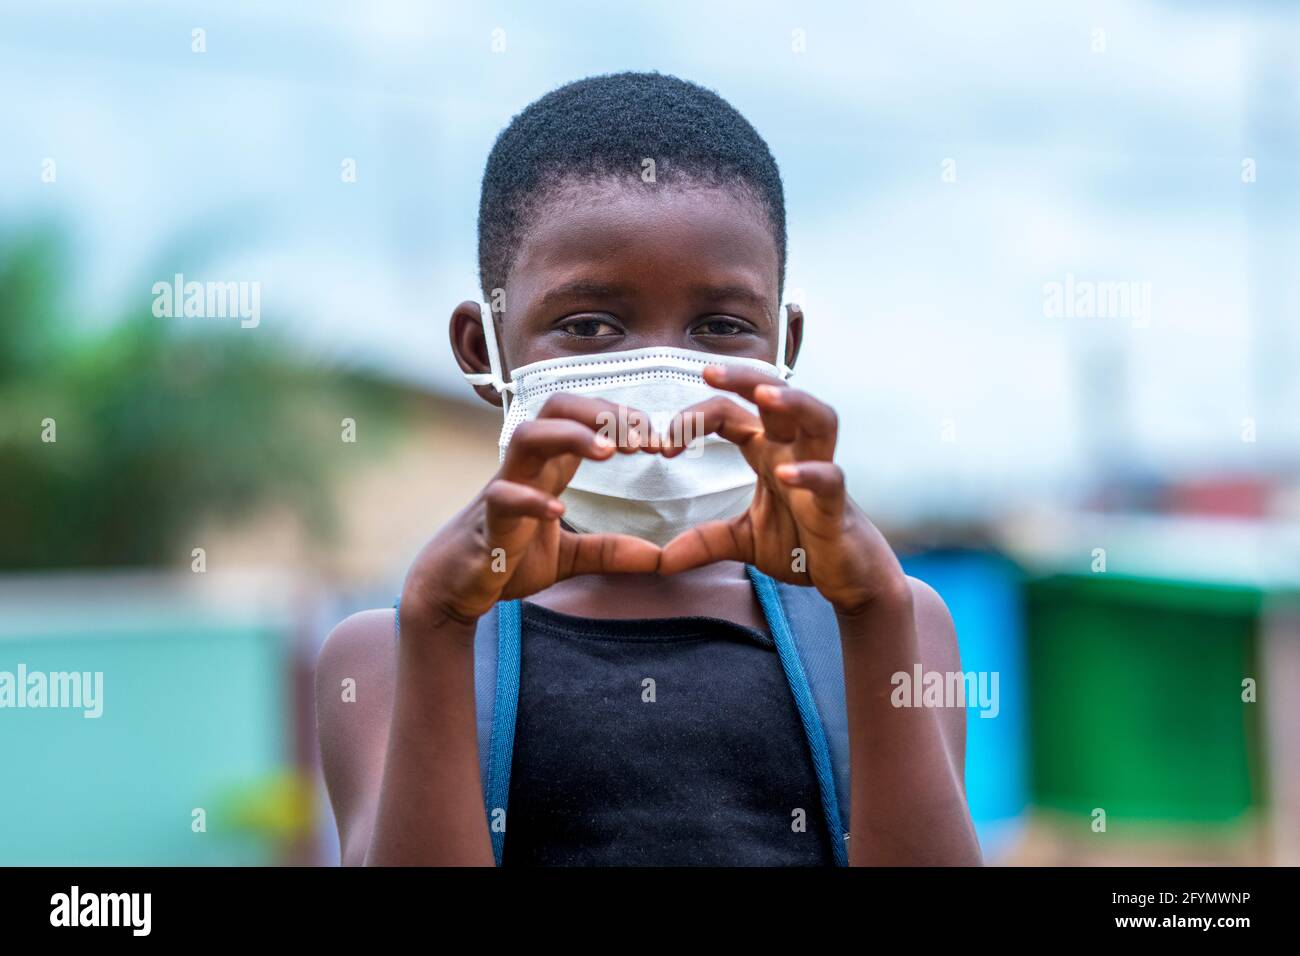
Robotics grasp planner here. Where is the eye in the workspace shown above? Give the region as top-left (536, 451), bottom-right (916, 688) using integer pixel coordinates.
top-left (558, 316), bottom-right (622, 338)
top-left (694, 316), bottom-right (750, 337)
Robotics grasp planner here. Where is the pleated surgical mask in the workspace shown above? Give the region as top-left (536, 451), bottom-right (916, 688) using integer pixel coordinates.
top-left (464, 302), bottom-right (792, 546)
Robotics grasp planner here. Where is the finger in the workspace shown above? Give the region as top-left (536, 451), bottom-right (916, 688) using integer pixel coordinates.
top-left (774, 461), bottom-right (846, 515)
top-left (700, 364), bottom-right (802, 444)
top-left (558, 530), bottom-right (662, 577)
top-left (657, 518), bottom-right (750, 575)
top-left (753, 384), bottom-right (839, 451)
top-left (501, 418), bottom-right (615, 482)
top-left (535, 392), bottom-right (658, 451)
top-left (701, 363), bottom-right (786, 402)
top-left (658, 396), bottom-right (763, 459)
top-left (483, 479), bottom-right (564, 539)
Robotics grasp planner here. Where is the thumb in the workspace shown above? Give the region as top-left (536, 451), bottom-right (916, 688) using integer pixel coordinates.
top-left (557, 530), bottom-right (662, 578)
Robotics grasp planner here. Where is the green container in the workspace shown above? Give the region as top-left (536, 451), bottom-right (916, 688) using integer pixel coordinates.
top-left (1025, 574), bottom-right (1266, 823)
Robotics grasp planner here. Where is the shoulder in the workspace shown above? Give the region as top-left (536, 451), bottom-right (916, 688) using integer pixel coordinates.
top-left (905, 575), bottom-right (961, 668)
top-left (904, 575), bottom-right (967, 763)
top-left (317, 608), bottom-right (397, 678)
top-left (314, 609), bottom-right (398, 866)
top-left (315, 608), bottom-right (399, 724)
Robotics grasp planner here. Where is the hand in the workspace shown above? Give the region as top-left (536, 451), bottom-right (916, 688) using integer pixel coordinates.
top-left (657, 365), bottom-right (909, 616)
top-left (401, 394), bottom-right (662, 630)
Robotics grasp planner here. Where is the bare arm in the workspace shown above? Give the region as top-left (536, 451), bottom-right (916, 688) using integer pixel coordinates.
top-left (315, 607), bottom-right (491, 866)
top-left (656, 363), bottom-right (983, 866)
top-left (364, 608), bottom-right (492, 866)
top-left (315, 392), bottom-right (662, 866)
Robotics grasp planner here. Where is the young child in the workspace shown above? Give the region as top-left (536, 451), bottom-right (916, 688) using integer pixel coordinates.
top-left (316, 71), bottom-right (981, 866)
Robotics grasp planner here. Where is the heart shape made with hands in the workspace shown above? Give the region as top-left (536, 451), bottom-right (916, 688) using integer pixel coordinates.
top-left (553, 406), bottom-right (760, 550)
top-left (552, 365), bottom-right (832, 572)
top-left (492, 364), bottom-right (883, 622)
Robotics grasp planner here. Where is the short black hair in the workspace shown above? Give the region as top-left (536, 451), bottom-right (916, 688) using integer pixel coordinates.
top-left (477, 71), bottom-right (786, 301)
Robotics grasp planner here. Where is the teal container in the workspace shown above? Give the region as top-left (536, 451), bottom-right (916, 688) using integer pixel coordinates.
top-left (0, 574), bottom-right (292, 865)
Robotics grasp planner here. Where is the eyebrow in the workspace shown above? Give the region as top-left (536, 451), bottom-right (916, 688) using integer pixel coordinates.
top-left (535, 280), bottom-right (775, 323)
top-left (537, 280), bottom-right (633, 310)
top-left (689, 284), bottom-right (771, 314)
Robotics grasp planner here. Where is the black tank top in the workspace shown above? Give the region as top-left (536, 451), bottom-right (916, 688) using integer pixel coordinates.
top-left (501, 601), bottom-right (836, 866)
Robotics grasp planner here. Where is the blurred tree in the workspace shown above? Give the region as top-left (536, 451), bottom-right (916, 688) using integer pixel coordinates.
top-left (0, 226), bottom-right (407, 568)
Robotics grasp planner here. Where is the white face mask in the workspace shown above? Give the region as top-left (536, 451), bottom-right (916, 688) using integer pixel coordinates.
top-left (464, 302), bottom-right (792, 547)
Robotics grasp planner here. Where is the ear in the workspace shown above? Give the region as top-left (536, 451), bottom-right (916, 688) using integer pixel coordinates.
top-left (784, 303), bottom-right (805, 372)
top-left (449, 299), bottom-right (504, 408)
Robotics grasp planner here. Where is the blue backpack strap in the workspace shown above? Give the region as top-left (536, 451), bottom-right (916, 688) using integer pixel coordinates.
top-left (479, 599), bottom-right (522, 867)
top-left (746, 567), bottom-right (851, 865)
top-left (471, 604), bottom-right (501, 798)
top-left (771, 578), bottom-right (853, 845)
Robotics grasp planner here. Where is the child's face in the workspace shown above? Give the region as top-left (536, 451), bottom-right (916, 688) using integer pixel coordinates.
top-left (482, 181), bottom-right (793, 376)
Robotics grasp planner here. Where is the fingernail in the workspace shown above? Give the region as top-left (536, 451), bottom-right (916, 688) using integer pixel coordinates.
top-left (755, 384), bottom-right (780, 402)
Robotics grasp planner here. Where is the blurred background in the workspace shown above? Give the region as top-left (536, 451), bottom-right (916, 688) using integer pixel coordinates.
top-left (1, 0), bottom-right (1297, 865)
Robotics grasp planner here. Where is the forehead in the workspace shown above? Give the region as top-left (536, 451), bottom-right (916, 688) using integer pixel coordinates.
top-left (507, 178), bottom-right (780, 307)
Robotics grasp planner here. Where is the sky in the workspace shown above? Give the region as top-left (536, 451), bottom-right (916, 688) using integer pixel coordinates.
top-left (3, 0), bottom-right (1297, 521)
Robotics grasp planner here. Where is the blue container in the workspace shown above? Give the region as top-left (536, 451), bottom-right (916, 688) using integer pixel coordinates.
top-left (899, 550), bottom-right (1028, 861)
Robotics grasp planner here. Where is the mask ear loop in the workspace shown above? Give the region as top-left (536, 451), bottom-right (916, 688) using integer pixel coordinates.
top-left (777, 303), bottom-right (794, 380)
top-left (462, 302), bottom-right (515, 416)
